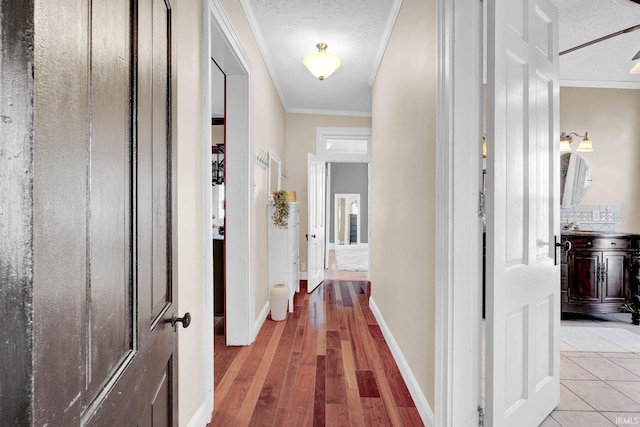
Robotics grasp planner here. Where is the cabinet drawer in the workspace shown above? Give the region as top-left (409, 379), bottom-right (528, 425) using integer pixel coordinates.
top-left (569, 238), bottom-right (630, 250)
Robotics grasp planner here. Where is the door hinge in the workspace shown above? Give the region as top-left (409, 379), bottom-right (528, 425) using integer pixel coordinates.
top-left (478, 192), bottom-right (486, 217)
top-left (478, 406), bottom-right (485, 427)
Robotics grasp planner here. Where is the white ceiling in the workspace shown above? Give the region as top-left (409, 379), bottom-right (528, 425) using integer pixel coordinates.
top-left (554, 0), bottom-right (640, 88)
top-left (212, 0), bottom-right (640, 118)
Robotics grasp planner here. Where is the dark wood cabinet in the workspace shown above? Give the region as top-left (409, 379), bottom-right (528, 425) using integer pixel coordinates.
top-left (561, 232), bottom-right (640, 324)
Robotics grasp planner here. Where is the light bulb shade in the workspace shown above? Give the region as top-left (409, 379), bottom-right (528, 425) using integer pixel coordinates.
top-left (560, 138), bottom-right (572, 152)
top-left (576, 137), bottom-right (593, 152)
top-left (303, 43), bottom-right (341, 80)
top-left (631, 60), bottom-right (640, 75)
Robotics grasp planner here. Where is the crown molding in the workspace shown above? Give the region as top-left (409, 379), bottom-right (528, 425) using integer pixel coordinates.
top-left (368, 0), bottom-right (404, 86)
top-left (285, 107), bottom-right (372, 118)
top-left (239, 0), bottom-right (289, 110)
top-left (560, 79), bottom-right (640, 90)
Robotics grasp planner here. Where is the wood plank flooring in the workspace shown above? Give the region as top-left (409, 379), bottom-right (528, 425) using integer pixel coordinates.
top-left (208, 280), bottom-right (423, 426)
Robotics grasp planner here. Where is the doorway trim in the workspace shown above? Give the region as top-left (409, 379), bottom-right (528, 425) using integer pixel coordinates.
top-left (202, 0), bottom-right (256, 417)
top-left (314, 127), bottom-right (372, 276)
top-left (435, 0), bottom-right (484, 426)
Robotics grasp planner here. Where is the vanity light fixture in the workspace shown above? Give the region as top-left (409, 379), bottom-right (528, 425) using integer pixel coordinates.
top-left (560, 131), bottom-right (594, 153)
top-left (303, 43), bottom-right (341, 80)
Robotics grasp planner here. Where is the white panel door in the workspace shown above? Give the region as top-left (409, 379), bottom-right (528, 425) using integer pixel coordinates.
top-left (307, 153), bottom-right (326, 293)
top-left (486, 0), bottom-right (560, 425)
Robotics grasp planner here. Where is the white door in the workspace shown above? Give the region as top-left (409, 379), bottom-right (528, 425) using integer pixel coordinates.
top-left (307, 153), bottom-right (326, 292)
top-left (486, 0), bottom-right (560, 425)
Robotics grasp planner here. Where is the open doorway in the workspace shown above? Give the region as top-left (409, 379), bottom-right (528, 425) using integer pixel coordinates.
top-left (313, 128), bottom-right (372, 281)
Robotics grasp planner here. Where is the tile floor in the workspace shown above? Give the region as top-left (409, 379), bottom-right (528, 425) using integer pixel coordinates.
top-left (541, 313), bottom-right (640, 426)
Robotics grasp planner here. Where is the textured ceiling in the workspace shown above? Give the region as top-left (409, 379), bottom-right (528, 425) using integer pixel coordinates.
top-left (231, 0), bottom-right (640, 118)
top-left (243, 0), bottom-right (397, 115)
top-left (553, 0), bottom-right (640, 88)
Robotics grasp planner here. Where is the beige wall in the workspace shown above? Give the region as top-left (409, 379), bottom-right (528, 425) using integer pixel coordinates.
top-left (284, 113), bottom-right (372, 271)
top-left (219, 0), bottom-right (286, 318)
top-left (371, 0), bottom-right (437, 409)
top-left (560, 87), bottom-right (640, 232)
top-left (176, 0), bottom-right (205, 425)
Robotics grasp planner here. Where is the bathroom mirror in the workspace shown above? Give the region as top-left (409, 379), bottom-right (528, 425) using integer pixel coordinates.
top-left (560, 153), bottom-right (590, 208)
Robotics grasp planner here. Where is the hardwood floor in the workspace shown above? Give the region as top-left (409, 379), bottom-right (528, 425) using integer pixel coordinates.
top-left (208, 279), bottom-right (423, 426)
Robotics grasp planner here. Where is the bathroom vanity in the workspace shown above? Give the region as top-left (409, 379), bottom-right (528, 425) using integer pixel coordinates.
top-left (560, 231), bottom-right (640, 325)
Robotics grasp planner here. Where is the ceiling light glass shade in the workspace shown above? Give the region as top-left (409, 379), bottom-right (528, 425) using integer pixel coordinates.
top-left (303, 43), bottom-right (341, 80)
top-left (576, 134), bottom-right (593, 152)
top-left (631, 60), bottom-right (640, 74)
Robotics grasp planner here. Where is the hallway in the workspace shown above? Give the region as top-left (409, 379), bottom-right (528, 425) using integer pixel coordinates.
top-left (208, 277), bottom-right (422, 426)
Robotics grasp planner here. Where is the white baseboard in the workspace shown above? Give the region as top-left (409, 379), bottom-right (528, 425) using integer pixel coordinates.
top-left (328, 243), bottom-right (336, 250)
top-left (299, 272), bottom-right (308, 280)
top-left (369, 297), bottom-right (435, 427)
top-left (185, 401), bottom-right (209, 427)
top-left (254, 301), bottom-right (270, 340)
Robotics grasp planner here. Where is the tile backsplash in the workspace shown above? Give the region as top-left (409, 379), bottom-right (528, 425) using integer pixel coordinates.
top-left (561, 204), bottom-right (621, 232)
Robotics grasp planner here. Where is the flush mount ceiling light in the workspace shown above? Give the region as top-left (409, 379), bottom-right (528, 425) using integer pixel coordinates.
top-left (560, 131), bottom-right (594, 153)
top-left (303, 43), bottom-right (341, 80)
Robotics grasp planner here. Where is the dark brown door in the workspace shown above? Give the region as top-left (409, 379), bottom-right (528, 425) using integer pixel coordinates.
top-left (30, 0), bottom-right (179, 425)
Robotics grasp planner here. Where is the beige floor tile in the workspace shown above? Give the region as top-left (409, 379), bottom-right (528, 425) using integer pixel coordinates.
top-left (539, 414), bottom-right (562, 426)
top-left (601, 412), bottom-right (640, 426)
top-left (556, 384), bottom-right (593, 411)
top-left (606, 381), bottom-right (640, 405)
top-left (598, 352), bottom-right (640, 359)
top-left (609, 357), bottom-right (640, 377)
top-left (550, 410), bottom-right (616, 426)
top-left (561, 356), bottom-right (598, 380)
top-left (562, 351), bottom-right (604, 358)
top-left (567, 357), bottom-right (640, 381)
top-left (563, 380), bottom-right (640, 412)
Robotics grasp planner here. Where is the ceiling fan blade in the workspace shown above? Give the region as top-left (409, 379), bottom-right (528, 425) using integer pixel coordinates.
top-left (629, 0), bottom-right (640, 4)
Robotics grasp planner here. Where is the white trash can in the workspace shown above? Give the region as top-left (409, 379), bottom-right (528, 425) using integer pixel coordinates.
top-left (270, 283), bottom-right (288, 321)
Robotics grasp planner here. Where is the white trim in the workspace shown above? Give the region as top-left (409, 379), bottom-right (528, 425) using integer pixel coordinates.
top-left (208, 0), bottom-right (256, 347)
top-left (316, 127), bottom-right (372, 163)
top-left (238, 0), bottom-right (288, 110)
top-left (201, 0), bottom-right (215, 417)
top-left (299, 272), bottom-right (308, 280)
top-left (368, 0), bottom-right (404, 86)
top-left (255, 301), bottom-right (270, 334)
top-left (435, 0), bottom-right (484, 426)
top-left (286, 107), bottom-right (372, 118)
top-left (560, 79), bottom-right (640, 90)
top-left (369, 298), bottom-right (435, 427)
top-left (185, 401), bottom-right (209, 427)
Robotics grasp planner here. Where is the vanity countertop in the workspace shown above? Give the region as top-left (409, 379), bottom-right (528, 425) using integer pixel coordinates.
top-left (561, 230), bottom-right (640, 238)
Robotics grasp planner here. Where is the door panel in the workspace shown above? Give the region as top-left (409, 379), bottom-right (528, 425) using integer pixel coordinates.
top-left (568, 252), bottom-right (600, 302)
top-left (32, 0), bottom-right (178, 425)
top-left (602, 252), bottom-right (627, 302)
top-left (87, 0), bottom-right (132, 402)
top-left (307, 153), bottom-right (326, 292)
top-left (486, 0), bottom-right (560, 425)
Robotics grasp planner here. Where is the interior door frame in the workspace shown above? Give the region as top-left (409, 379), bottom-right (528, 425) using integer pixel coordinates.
top-left (435, 0), bottom-right (484, 426)
top-left (202, 0), bottom-right (256, 416)
top-left (314, 127), bottom-right (372, 277)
